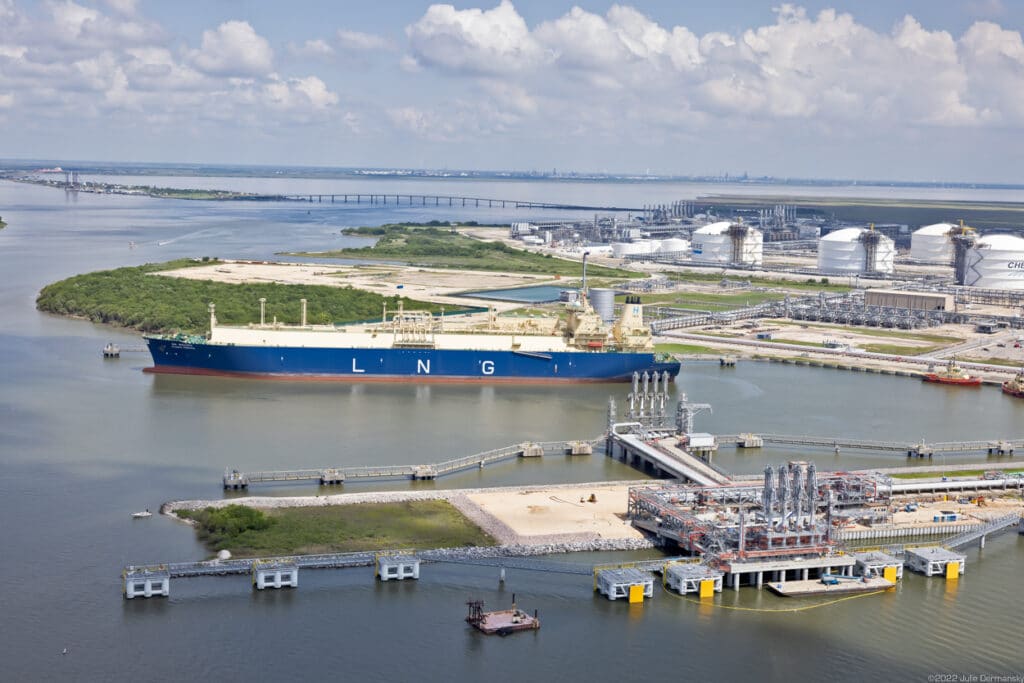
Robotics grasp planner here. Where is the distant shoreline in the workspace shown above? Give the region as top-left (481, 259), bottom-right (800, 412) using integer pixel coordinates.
top-left (3, 159), bottom-right (1024, 190)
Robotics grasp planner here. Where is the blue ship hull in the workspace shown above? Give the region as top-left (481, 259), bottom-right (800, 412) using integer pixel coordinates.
top-left (144, 337), bottom-right (680, 383)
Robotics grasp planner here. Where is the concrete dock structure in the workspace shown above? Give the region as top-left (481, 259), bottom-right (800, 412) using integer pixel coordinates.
top-left (853, 551), bottom-right (903, 581)
top-left (664, 562), bottom-right (723, 596)
top-left (376, 553), bottom-right (421, 581)
top-left (904, 547), bottom-right (966, 578)
top-left (252, 559), bottom-right (299, 589)
top-left (594, 568), bottom-right (654, 602)
top-left (123, 567), bottom-right (170, 599)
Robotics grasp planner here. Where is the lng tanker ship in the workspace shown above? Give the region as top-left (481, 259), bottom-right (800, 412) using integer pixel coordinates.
top-left (144, 294), bottom-right (680, 383)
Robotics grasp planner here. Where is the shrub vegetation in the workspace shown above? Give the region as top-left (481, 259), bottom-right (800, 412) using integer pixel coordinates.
top-left (36, 258), bottom-right (453, 334)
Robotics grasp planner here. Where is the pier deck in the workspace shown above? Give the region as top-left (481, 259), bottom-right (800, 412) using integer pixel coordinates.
top-left (610, 433), bottom-right (731, 485)
top-left (224, 439), bottom-right (601, 488)
top-left (717, 433), bottom-right (1023, 457)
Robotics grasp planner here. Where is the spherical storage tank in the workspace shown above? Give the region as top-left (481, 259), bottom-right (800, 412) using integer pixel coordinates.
top-left (911, 223), bottom-right (956, 262)
top-left (964, 234), bottom-right (1024, 289)
top-left (588, 288), bottom-right (616, 323)
top-left (691, 222), bottom-right (763, 265)
top-left (818, 227), bottom-right (895, 274)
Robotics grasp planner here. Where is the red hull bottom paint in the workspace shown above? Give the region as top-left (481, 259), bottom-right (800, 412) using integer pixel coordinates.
top-left (922, 375), bottom-right (982, 386)
top-left (143, 365), bottom-right (633, 383)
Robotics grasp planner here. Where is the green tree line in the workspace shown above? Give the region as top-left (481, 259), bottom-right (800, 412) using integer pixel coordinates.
top-left (36, 258), bottom-right (449, 334)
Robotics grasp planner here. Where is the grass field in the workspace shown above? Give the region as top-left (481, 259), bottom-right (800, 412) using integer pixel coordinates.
top-left (766, 320), bottom-right (963, 344)
top-left (961, 357), bottom-right (1024, 368)
top-left (668, 272), bottom-right (850, 293)
top-left (621, 291), bottom-right (785, 308)
top-left (768, 338), bottom-right (832, 348)
top-left (860, 342), bottom-right (947, 355)
top-left (655, 343), bottom-right (722, 355)
top-left (890, 469), bottom-right (1023, 480)
top-left (178, 501), bottom-right (495, 558)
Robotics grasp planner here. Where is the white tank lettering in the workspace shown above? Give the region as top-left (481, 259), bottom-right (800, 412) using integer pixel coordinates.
top-left (352, 358), bottom-right (365, 373)
top-left (417, 359), bottom-right (431, 374)
top-left (481, 360), bottom-right (495, 375)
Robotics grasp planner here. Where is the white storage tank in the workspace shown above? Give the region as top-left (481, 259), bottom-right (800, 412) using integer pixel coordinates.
top-left (658, 238), bottom-right (690, 254)
top-left (588, 288), bottom-right (616, 323)
top-left (964, 234), bottom-right (1024, 289)
top-left (818, 227), bottom-right (895, 274)
top-left (911, 223), bottom-right (956, 262)
top-left (612, 242), bottom-right (646, 258)
top-left (691, 222), bottom-right (762, 265)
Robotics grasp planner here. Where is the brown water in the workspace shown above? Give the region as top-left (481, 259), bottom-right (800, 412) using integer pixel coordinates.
top-left (1, 179), bottom-right (1022, 681)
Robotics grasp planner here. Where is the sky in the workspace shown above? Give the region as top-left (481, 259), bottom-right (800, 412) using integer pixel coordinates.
top-left (2, 0), bottom-right (1024, 182)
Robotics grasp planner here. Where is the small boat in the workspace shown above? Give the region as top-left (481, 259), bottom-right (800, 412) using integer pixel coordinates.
top-left (922, 358), bottom-right (981, 386)
top-left (1002, 369), bottom-right (1024, 398)
top-left (131, 509), bottom-right (152, 519)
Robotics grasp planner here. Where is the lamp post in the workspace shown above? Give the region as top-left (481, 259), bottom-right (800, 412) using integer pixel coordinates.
top-left (582, 251), bottom-right (591, 296)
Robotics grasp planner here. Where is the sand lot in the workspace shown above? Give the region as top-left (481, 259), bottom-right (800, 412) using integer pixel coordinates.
top-left (156, 260), bottom-right (558, 311)
top-left (466, 485), bottom-right (644, 541)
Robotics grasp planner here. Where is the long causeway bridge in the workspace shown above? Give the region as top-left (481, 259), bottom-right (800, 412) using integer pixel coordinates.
top-left (271, 192), bottom-right (644, 212)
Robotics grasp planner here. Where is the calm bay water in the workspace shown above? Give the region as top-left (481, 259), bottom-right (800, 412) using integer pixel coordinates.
top-left (1, 178), bottom-right (1022, 681)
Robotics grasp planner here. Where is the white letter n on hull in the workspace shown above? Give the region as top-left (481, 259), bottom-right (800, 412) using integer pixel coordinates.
top-left (417, 359), bottom-right (430, 374)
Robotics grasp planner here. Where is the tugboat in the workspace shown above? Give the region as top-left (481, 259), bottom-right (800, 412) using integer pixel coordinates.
top-left (922, 358), bottom-right (982, 386)
top-left (1002, 369), bottom-right (1024, 398)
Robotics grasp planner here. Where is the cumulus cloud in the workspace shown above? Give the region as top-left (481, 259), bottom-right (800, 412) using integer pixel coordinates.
top-left (263, 74), bottom-right (339, 110)
top-left (103, 0), bottom-right (137, 15)
top-left (0, 4), bottom-right (340, 141)
top-left (190, 20), bottom-right (274, 77)
top-left (337, 29), bottom-right (393, 51)
top-left (400, 1), bottom-right (1024, 137)
top-left (406, 0), bottom-right (544, 73)
top-left (289, 38), bottom-right (335, 59)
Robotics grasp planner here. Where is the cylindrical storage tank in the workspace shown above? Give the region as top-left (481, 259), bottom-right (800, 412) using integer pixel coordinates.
top-left (691, 221), bottom-right (733, 263)
top-left (584, 245), bottom-right (614, 257)
top-left (911, 223), bottom-right (955, 262)
top-left (691, 222), bottom-right (762, 264)
top-left (818, 227), bottom-right (895, 274)
top-left (588, 288), bottom-right (616, 323)
top-left (869, 233), bottom-right (896, 273)
top-left (964, 234), bottom-right (1024, 289)
top-left (611, 242), bottom-right (645, 258)
top-left (739, 227), bottom-right (764, 266)
top-left (659, 238), bottom-right (690, 254)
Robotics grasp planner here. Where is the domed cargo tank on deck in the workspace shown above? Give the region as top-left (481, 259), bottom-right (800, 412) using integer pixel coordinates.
top-left (588, 288), bottom-right (616, 324)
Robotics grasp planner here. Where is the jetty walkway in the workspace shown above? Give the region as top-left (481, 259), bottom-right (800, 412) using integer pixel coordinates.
top-left (125, 546), bottom-right (686, 582)
top-left (223, 439), bottom-right (599, 488)
top-left (716, 433), bottom-right (1022, 457)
